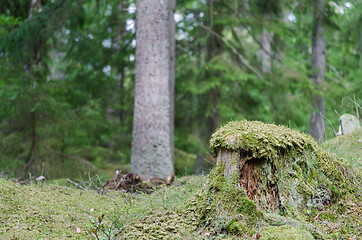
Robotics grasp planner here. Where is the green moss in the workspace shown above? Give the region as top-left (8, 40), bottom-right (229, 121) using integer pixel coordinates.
top-left (190, 161), bottom-right (263, 236)
top-left (0, 176), bottom-right (208, 239)
top-left (210, 120), bottom-right (361, 203)
top-left (210, 120), bottom-right (317, 160)
top-left (264, 213), bottom-right (328, 239)
top-left (260, 225), bottom-right (314, 240)
top-left (237, 198), bottom-right (257, 214)
top-left (322, 128), bottom-right (362, 169)
top-left (225, 219), bottom-right (246, 234)
top-left (0, 178), bottom-right (115, 239)
top-left (196, 120), bottom-right (361, 238)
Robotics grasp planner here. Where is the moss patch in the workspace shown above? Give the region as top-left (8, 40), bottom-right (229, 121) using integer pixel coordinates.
top-left (210, 120), bottom-right (317, 160)
top-left (260, 225), bottom-right (314, 240)
top-left (0, 178), bottom-right (110, 239)
top-left (190, 161), bottom-right (263, 237)
top-left (322, 128), bottom-right (362, 169)
top-left (0, 176), bottom-right (207, 239)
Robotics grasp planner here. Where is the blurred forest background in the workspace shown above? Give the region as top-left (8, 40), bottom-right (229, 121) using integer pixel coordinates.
top-left (0, 0), bottom-right (361, 179)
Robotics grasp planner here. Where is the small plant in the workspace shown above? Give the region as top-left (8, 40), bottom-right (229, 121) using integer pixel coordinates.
top-left (68, 174), bottom-right (105, 191)
top-left (88, 213), bottom-right (125, 240)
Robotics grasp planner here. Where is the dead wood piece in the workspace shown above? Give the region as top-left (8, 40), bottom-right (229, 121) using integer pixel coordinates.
top-left (101, 171), bottom-right (174, 194)
top-left (67, 179), bottom-right (85, 190)
top-left (102, 172), bottom-right (142, 192)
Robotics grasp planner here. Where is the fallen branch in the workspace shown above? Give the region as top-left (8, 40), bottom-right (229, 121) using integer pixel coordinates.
top-left (67, 179), bottom-right (85, 190)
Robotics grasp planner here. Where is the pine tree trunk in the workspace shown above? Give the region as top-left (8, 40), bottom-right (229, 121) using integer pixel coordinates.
top-left (23, 0), bottom-right (42, 176)
top-left (195, 0), bottom-right (223, 174)
top-left (261, 15), bottom-right (273, 73)
top-left (24, 112), bottom-right (37, 175)
top-left (205, 0), bottom-right (223, 137)
top-left (168, 0), bottom-right (176, 166)
top-left (112, 1), bottom-right (128, 123)
top-left (359, 16), bottom-right (362, 71)
top-left (310, 0), bottom-right (326, 142)
top-left (131, 0), bottom-right (174, 180)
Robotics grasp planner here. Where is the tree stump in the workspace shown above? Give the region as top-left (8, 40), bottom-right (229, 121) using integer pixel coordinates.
top-left (209, 120), bottom-right (357, 213)
top-left (191, 120), bottom-right (360, 237)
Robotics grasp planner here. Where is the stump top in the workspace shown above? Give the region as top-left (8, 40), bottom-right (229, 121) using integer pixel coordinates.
top-left (210, 120), bottom-right (317, 160)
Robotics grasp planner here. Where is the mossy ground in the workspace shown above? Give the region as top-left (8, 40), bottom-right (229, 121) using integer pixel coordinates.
top-left (260, 225), bottom-right (314, 240)
top-left (0, 176), bottom-right (208, 239)
top-left (0, 122), bottom-right (361, 239)
top-left (323, 128), bottom-right (362, 169)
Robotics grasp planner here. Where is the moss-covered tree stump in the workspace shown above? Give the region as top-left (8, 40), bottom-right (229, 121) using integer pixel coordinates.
top-left (191, 120), bottom-right (361, 238)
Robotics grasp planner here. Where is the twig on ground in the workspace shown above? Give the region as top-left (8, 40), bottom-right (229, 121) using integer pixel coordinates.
top-left (67, 179), bottom-right (85, 190)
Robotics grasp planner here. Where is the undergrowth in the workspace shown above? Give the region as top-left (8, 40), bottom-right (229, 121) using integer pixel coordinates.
top-left (0, 176), bottom-right (207, 239)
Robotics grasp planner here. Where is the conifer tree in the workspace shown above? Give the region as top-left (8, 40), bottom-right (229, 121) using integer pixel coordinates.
top-left (131, 0), bottom-right (175, 180)
top-left (310, 0), bottom-right (326, 142)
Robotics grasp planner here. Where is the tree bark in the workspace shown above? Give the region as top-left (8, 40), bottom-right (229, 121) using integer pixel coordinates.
top-left (359, 15), bottom-right (362, 71)
top-left (310, 0), bottom-right (326, 142)
top-left (261, 15), bottom-right (273, 73)
top-left (131, 0), bottom-right (174, 180)
top-left (168, 0), bottom-right (176, 167)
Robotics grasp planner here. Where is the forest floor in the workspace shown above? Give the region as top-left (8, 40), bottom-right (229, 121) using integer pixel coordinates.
top-left (0, 129), bottom-right (361, 239)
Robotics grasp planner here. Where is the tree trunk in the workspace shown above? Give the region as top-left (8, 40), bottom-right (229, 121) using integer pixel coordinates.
top-left (168, 0), bottom-right (176, 167)
top-left (28, 0), bottom-right (41, 18)
top-left (131, 0), bottom-right (174, 181)
top-left (310, 0), bottom-right (326, 142)
top-left (359, 15), bottom-right (362, 71)
top-left (23, 0), bottom-right (42, 176)
top-left (112, 1), bottom-right (128, 123)
top-left (205, 0), bottom-right (223, 138)
top-left (195, 0), bottom-right (223, 174)
top-left (24, 111), bottom-right (37, 175)
top-left (261, 15), bottom-right (273, 73)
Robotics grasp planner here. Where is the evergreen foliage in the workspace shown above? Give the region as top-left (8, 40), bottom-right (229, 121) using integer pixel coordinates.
top-left (0, 0), bottom-right (360, 178)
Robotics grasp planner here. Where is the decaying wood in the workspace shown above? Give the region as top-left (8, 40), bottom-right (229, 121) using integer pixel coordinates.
top-left (101, 171), bottom-right (174, 194)
top-left (67, 179), bottom-right (85, 190)
top-left (217, 149), bottom-right (280, 212)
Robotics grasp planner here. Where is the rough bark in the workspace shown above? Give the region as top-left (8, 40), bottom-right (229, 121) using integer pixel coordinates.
top-left (131, 0), bottom-right (174, 180)
top-left (168, 0), bottom-right (176, 166)
top-left (310, 0), bottom-right (326, 142)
